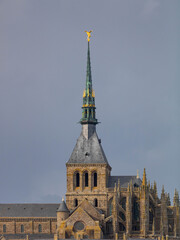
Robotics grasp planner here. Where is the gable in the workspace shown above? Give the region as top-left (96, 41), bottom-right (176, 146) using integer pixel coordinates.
top-left (66, 207), bottom-right (96, 227)
top-left (80, 199), bottom-right (103, 221)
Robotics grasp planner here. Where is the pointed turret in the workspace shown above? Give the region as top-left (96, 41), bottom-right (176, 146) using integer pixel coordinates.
top-left (114, 182), bottom-right (117, 192)
top-left (161, 185), bottom-right (165, 199)
top-left (160, 186), bottom-right (168, 235)
top-left (153, 181), bottom-right (158, 199)
top-left (173, 189), bottom-right (179, 206)
top-left (127, 183), bottom-right (130, 192)
top-left (118, 179), bottom-right (120, 190)
top-left (142, 168), bottom-right (147, 187)
top-left (137, 169), bottom-right (140, 179)
top-left (166, 193), bottom-right (171, 206)
top-left (57, 198), bottom-right (69, 213)
top-left (80, 42), bottom-right (98, 125)
top-left (153, 181), bottom-right (157, 193)
top-left (140, 168), bottom-right (149, 235)
top-left (57, 198), bottom-right (69, 228)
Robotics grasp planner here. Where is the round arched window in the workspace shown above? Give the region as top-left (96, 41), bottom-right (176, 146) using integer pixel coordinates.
top-left (74, 221), bottom-right (85, 231)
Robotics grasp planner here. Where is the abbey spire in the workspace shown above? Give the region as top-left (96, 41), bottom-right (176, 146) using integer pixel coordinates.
top-left (67, 31), bottom-right (110, 165)
top-left (80, 41), bottom-right (98, 125)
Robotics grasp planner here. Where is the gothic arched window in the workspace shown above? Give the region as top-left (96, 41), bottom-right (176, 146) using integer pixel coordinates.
top-left (149, 199), bottom-right (155, 231)
top-left (85, 172), bottom-right (88, 187)
top-left (132, 197), bottom-right (140, 231)
top-left (3, 224), bottom-right (6, 233)
top-left (74, 198), bottom-right (78, 207)
top-left (94, 172), bottom-right (97, 187)
top-left (119, 222), bottom-right (126, 232)
top-left (21, 225), bottom-right (24, 233)
top-left (89, 109), bottom-right (91, 118)
top-left (108, 198), bottom-right (113, 216)
top-left (119, 211), bottom-right (126, 221)
top-left (76, 172), bottom-right (80, 187)
top-left (94, 198), bottom-right (98, 207)
top-left (120, 197), bottom-right (126, 210)
top-left (106, 219), bottom-right (113, 234)
top-left (38, 224), bottom-right (42, 233)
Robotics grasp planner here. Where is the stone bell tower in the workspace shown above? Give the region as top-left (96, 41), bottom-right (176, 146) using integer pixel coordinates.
top-left (66, 35), bottom-right (111, 213)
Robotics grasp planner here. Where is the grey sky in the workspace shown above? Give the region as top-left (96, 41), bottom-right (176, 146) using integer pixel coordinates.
top-left (0, 0), bottom-right (179, 203)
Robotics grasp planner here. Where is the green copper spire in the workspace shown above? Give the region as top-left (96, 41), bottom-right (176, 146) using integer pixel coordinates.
top-left (80, 42), bottom-right (98, 125)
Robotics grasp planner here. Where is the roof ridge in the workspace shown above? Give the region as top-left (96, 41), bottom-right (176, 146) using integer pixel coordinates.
top-left (110, 175), bottom-right (137, 177)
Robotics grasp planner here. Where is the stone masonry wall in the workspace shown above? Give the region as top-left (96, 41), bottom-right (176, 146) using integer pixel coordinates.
top-left (66, 164), bottom-right (110, 213)
top-left (0, 218), bottom-right (57, 235)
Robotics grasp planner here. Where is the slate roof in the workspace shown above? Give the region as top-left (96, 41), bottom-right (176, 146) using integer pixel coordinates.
top-left (0, 204), bottom-right (59, 217)
top-left (67, 131), bottom-right (110, 165)
top-left (57, 201), bottom-right (69, 212)
top-left (108, 176), bottom-right (142, 188)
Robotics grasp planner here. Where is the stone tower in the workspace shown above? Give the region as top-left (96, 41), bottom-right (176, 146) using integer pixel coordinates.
top-left (66, 41), bottom-right (111, 213)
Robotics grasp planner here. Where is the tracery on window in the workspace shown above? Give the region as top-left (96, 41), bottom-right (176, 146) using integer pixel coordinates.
top-left (74, 221), bottom-right (85, 231)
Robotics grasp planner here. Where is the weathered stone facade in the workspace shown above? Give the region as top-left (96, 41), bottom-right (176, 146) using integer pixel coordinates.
top-left (0, 217), bottom-right (57, 235)
top-left (55, 140), bottom-right (180, 239)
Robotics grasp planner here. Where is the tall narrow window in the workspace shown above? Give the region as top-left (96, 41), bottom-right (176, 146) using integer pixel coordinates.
top-left (132, 197), bottom-right (140, 231)
top-left (94, 172), bottom-right (97, 187)
top-left (74, 199), bottom-right (78, 207)
top-left (85, 110), bottom-right (87, 118)
top-left (89, 109), bottom-right (91, 118)
top-left (85, 172), bottom-right (88, 187)
top-left (108, 198), bottom-right (113, 216)
top-left (3, 224), bottom-right (6, 233)
top-left (21, 225), bottom-right (24, 233)
top-left (76, 172), bottom-right (80, 187)
top-left (38, 224), bottom-right (42, 233)
top-left (120, 197), bottom-right (126, 210)
top-left (94, 198), bottom-right (98, 207)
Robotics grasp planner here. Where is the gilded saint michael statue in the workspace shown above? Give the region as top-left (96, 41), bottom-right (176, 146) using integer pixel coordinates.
top-left (85, 30), bottom-right (93, 42)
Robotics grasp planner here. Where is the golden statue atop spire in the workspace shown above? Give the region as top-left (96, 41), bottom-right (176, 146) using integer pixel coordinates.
top-left (85, 30), bottom-right (93, 42)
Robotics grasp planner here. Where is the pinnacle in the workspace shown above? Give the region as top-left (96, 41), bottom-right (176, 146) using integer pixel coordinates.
top-left (173, 188), bottom-right (179, 206)
top-left (142, 168), bottom-right (147, 186)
